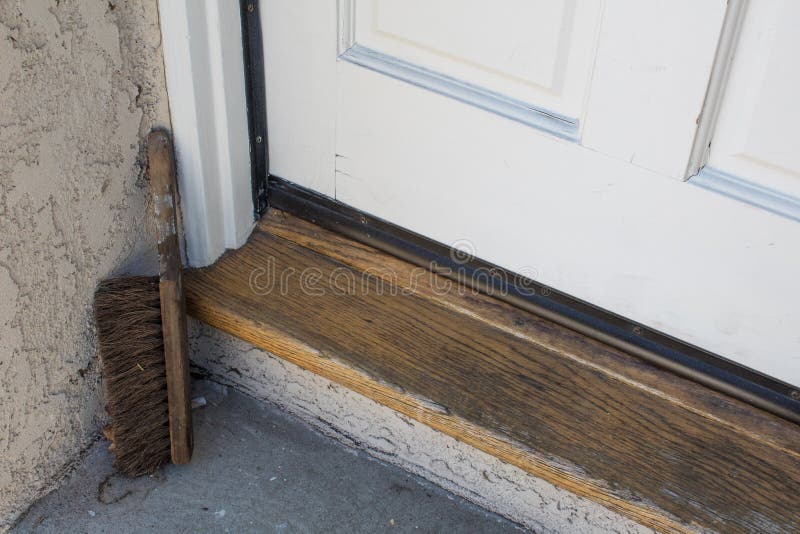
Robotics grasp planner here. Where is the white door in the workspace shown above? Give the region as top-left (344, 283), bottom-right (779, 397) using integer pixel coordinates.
top-left (261, 0), bottom-right (800, 387)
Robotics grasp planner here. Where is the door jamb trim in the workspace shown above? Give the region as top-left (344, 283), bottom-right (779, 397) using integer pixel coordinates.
top-left (158, 0), bottom-right (256, 266)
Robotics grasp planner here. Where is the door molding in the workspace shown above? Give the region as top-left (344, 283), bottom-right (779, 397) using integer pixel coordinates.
top-left (691, 167), bottom-right (800, 222)
top-left (684, 0), bottom-right (749, 179)
top-left (336, 0), bottom-right (580, 141)
top-left (158, 0), bottom-right (255, 266)
top-left (338, 44), bottom-right (580, 142)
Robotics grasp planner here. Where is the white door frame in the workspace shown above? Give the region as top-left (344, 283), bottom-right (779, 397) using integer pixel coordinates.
top-left (158, 0), bottom-right (255, 267)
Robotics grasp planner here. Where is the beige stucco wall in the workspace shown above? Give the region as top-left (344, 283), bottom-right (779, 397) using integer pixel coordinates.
top-left (0, 0), bottom-right (168, 528)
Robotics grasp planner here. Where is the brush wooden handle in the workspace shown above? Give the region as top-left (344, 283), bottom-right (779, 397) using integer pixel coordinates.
top-left (147, 130), bottom-right (193, 464)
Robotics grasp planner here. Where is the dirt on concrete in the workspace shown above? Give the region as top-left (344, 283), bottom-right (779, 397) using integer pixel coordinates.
top-left (11, 380), bottom-right (524, 534)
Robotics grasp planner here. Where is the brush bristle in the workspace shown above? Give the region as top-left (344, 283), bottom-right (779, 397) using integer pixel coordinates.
top-left (94, 276), bottom-right (171, 476)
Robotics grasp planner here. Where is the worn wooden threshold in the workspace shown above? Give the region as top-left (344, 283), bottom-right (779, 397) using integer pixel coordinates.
top-left (185, 209), bottom-right (800, 533)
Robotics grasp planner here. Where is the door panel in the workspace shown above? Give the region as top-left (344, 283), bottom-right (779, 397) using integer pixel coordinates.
top-left (707, 0), bottom-right (800, 197)
top-left (350, 0), bottom-right (602, 119)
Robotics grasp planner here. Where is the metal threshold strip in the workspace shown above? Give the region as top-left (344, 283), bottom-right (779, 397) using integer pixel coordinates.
top-left (266, 176), bottom-right (800, 424)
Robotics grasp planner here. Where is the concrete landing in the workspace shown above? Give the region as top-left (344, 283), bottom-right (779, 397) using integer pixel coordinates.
top-left (12, 381), bottom-right (523, 533)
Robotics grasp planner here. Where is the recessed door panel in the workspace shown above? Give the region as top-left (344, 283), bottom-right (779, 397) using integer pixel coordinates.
top-left (351, 0), bottom-right (601, 119)
top-left (708, 0), bottom-right (800, 197)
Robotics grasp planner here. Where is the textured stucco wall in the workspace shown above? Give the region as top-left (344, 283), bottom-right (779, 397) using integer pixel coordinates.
top-left (189, 321), bottom-right (651, 534)
top-left (0, 0), bottom-right (168, 529)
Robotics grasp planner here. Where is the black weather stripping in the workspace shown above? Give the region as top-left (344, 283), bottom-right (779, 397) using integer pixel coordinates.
top-left (239, 0), bottom-right (269, 217)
